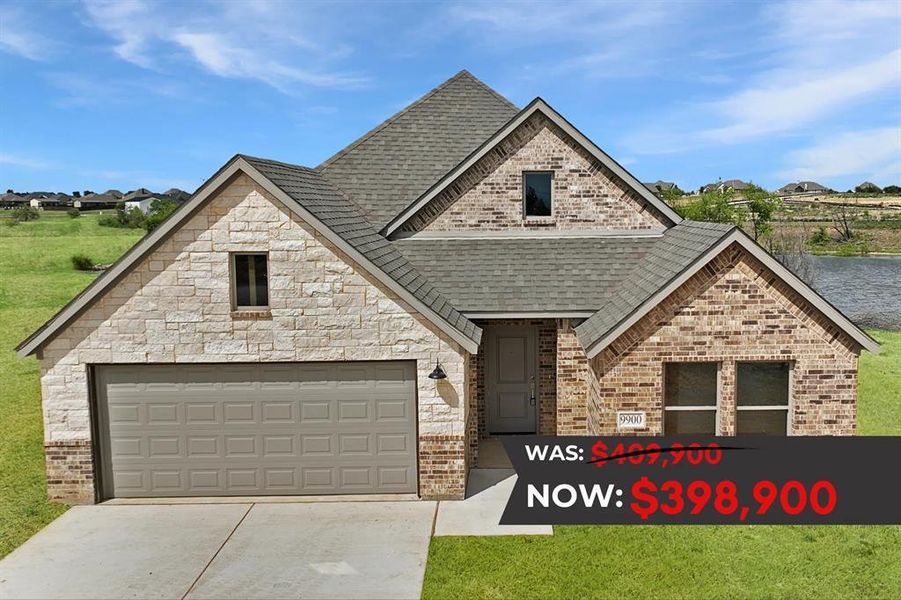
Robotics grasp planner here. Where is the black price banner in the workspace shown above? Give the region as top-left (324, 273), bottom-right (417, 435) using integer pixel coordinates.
top-left (500, 436), bottom-right (901, 525)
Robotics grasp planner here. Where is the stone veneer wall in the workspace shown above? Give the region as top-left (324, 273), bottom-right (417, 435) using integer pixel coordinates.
top-left (38, 174), bottom-right (469, 503)
top-left (583, 245), bottom-right (860, 435)
top-left (399, 113), bottom-right (669, 234)
top-left (466, 319), bottom-right (557, 465)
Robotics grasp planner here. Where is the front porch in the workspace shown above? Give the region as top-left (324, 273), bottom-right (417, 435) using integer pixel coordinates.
top-left (465, 318), bottom-right (588, 469)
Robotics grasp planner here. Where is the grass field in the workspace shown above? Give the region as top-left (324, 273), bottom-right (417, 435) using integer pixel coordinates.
top-left (0, 212), bottom-right (142, 557)
top-left (1, 212), bottom-right (899, 598)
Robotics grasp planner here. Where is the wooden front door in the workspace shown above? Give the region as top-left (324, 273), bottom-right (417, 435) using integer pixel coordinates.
top-left (486, 325), bottom-right (538, 433)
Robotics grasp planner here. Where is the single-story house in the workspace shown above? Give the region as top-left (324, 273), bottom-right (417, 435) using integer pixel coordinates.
top-left (701, 179), bottom-right (750, 194)
top-left (18, 71), bottom-right (878, 504)
top-left (643, 180), bottom-right (678, 196)
top-left (124, 195), bottom-right (163, 214)
top-left (75, 193), bottom-right (121, 211)
top-left (778, 181), bottom-right (829, 195)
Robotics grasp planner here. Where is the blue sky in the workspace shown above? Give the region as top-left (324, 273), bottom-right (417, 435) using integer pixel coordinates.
top-left (1, 0), bottom-right (899, 194)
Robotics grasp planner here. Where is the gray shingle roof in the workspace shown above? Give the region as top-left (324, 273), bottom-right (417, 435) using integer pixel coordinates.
top-left (575, 220), bottom-right (735, 351)
top-left (394, 236), bottom-right (658, 312)
top-left (242, 155), bottom-right (481, 345)
top-left (317, 71), bottom-right (518, 230)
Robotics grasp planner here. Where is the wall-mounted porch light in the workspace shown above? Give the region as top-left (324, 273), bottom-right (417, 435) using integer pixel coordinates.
top-left (428, 359), bottom-right (447, 380)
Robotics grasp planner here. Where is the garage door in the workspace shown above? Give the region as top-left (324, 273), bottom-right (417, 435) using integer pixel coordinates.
top-left (95, 361), bottom-right (417, 498)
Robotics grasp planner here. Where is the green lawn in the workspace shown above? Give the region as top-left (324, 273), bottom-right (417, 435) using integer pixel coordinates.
top-left (0, 212), bottom-right (142, 557)
top-left (424, 331), bottom-right (901, 599)
top-left (1, 212), bottom-right (899, 598)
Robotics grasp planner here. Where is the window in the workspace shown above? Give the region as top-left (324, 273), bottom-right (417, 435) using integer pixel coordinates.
top-left (523, 172), bottom-right (552, 217)
top-left (664, 363), bottom-right (719, 434)
top-left (736, 362), bottom-right (790, 435)
top-left (232, 253), bottom-right (268, 309)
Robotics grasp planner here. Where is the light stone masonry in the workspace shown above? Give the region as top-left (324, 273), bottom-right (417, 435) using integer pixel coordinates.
top-left (39, 175), bottom-right (470, 502)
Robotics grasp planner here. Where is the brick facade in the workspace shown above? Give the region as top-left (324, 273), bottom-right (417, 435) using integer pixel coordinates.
top-left (582, 245), bottom-right (860, 436)
top-left (38, 175), bottom-right (469, 502)
top-left (399, 113), bottom-right (669, 234)
top-left (44, 440), bottom-right (94, 503)
top-left (466, 319), bottom-right (557, 465)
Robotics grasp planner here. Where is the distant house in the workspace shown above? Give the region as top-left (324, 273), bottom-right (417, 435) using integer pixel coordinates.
top-left (76, 193), bottom-right (121, 210)
top-left (124, 196), bottom-right (163, 214)
top-left (163, 188), bottom-right (191, 203)
top-left (642, 180), bottom-right (678, 197)
top-left (123, 188), bottom-right (155, 202)
top-left (25, 192), bottom-right (69, 209)
top-left (778, 181), bottom-right (829, 195)
top-left (700, 179), bottom-right (750, 194)
top-left (1, 192), bottom-right (27, 208)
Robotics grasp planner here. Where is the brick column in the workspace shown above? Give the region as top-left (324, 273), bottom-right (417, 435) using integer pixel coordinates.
top-left (556, 319), bottom-right (589, 434)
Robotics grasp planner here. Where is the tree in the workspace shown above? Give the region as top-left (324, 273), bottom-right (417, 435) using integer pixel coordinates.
top-left (831, 204), bottom-right (858, 241)
top-left (883, 185), bottom-right (901, 194)
top-left (142, 198), bottom-right (180, 232)
top-left (674, 187), bottom-right (741, 225)
top-left (72, 191), bottom-right (81, 198)
top-left (743, 183), bottom-right (781, 241)
top-left (661, 186), bottom-right (685, 207)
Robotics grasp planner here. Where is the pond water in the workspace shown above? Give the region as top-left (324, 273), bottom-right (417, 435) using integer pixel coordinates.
top-left (805, 255), bottom-right (901, 330)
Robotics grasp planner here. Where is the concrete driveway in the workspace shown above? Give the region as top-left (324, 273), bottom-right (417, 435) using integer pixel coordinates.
top-left (0, 501), bottom-right (436, 600)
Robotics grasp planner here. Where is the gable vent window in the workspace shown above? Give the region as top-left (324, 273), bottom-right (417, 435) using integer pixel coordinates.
top-left (232, 253), bottom-right (269, 309)
top-left (523, 172), bottom-right (553, 217)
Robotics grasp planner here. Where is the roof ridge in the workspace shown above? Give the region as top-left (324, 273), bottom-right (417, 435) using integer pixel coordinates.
top-left (238, 154), bottom-right (315, 172)
top-left (241, 154), bottom-right (373, 219)
top-left (316, 70), bottom-right (515, 171)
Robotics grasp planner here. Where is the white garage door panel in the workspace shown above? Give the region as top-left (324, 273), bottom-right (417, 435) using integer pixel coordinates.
top-left (96, 362), bottom-right (417, 498)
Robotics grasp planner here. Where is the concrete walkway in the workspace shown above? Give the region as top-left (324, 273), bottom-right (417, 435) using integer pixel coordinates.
top-left (0, 501), bottom-right (436, 599)
top-left (434, 469), bottom-right (553, 536)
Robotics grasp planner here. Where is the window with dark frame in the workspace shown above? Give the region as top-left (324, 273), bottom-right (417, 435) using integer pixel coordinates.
top-left (664, 362), bottom-right (719, 434)
top-left (736, 362), bottom-right (790, 435)
top-left (232, 253), bottom-right (269, 309)
top-left (523, 172), bottom-right (552, 217)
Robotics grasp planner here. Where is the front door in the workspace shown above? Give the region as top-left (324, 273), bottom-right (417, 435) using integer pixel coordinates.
top-left (486, 325), bottom-right (538, 433)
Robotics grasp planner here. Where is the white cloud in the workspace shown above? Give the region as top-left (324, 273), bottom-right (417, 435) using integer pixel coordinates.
top-left (779, 127), bottom-right (901, 182)
top-left (625, 0), bottom-right (901, 154)
top-left (0, 152), bottom-right (52, 170)
top-left (0, 7), bottom-right (54, 60)
top-left (80, 0), bottom-right (368, 92)
top-left (700, 50), bottom-right (901, 143)
top-left (172, 32), bottom-right (366, 91)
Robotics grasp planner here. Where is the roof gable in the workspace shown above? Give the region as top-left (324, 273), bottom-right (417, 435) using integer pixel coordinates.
top-left (17, 155), bottom-right (481, 357)
top-left (382, 98), bottom-right (683, 237)
top-left (317, 70), bottom-right (518, 229)
top-left (575, 221), bottom-right (879, 357)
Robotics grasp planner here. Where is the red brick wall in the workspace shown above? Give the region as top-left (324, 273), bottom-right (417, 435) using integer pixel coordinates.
top-left (582, 245), bottom-right (860, 436)
top-left (44, 440), bottom-right (94, 504)
top-left (419, 435), bottom-right (466, 499)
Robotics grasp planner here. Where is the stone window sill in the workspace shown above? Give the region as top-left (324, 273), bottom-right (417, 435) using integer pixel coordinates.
top-left (230, 309), bottom-right (272, 320)
top-left (524, 217), bottom-right (557, 225)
